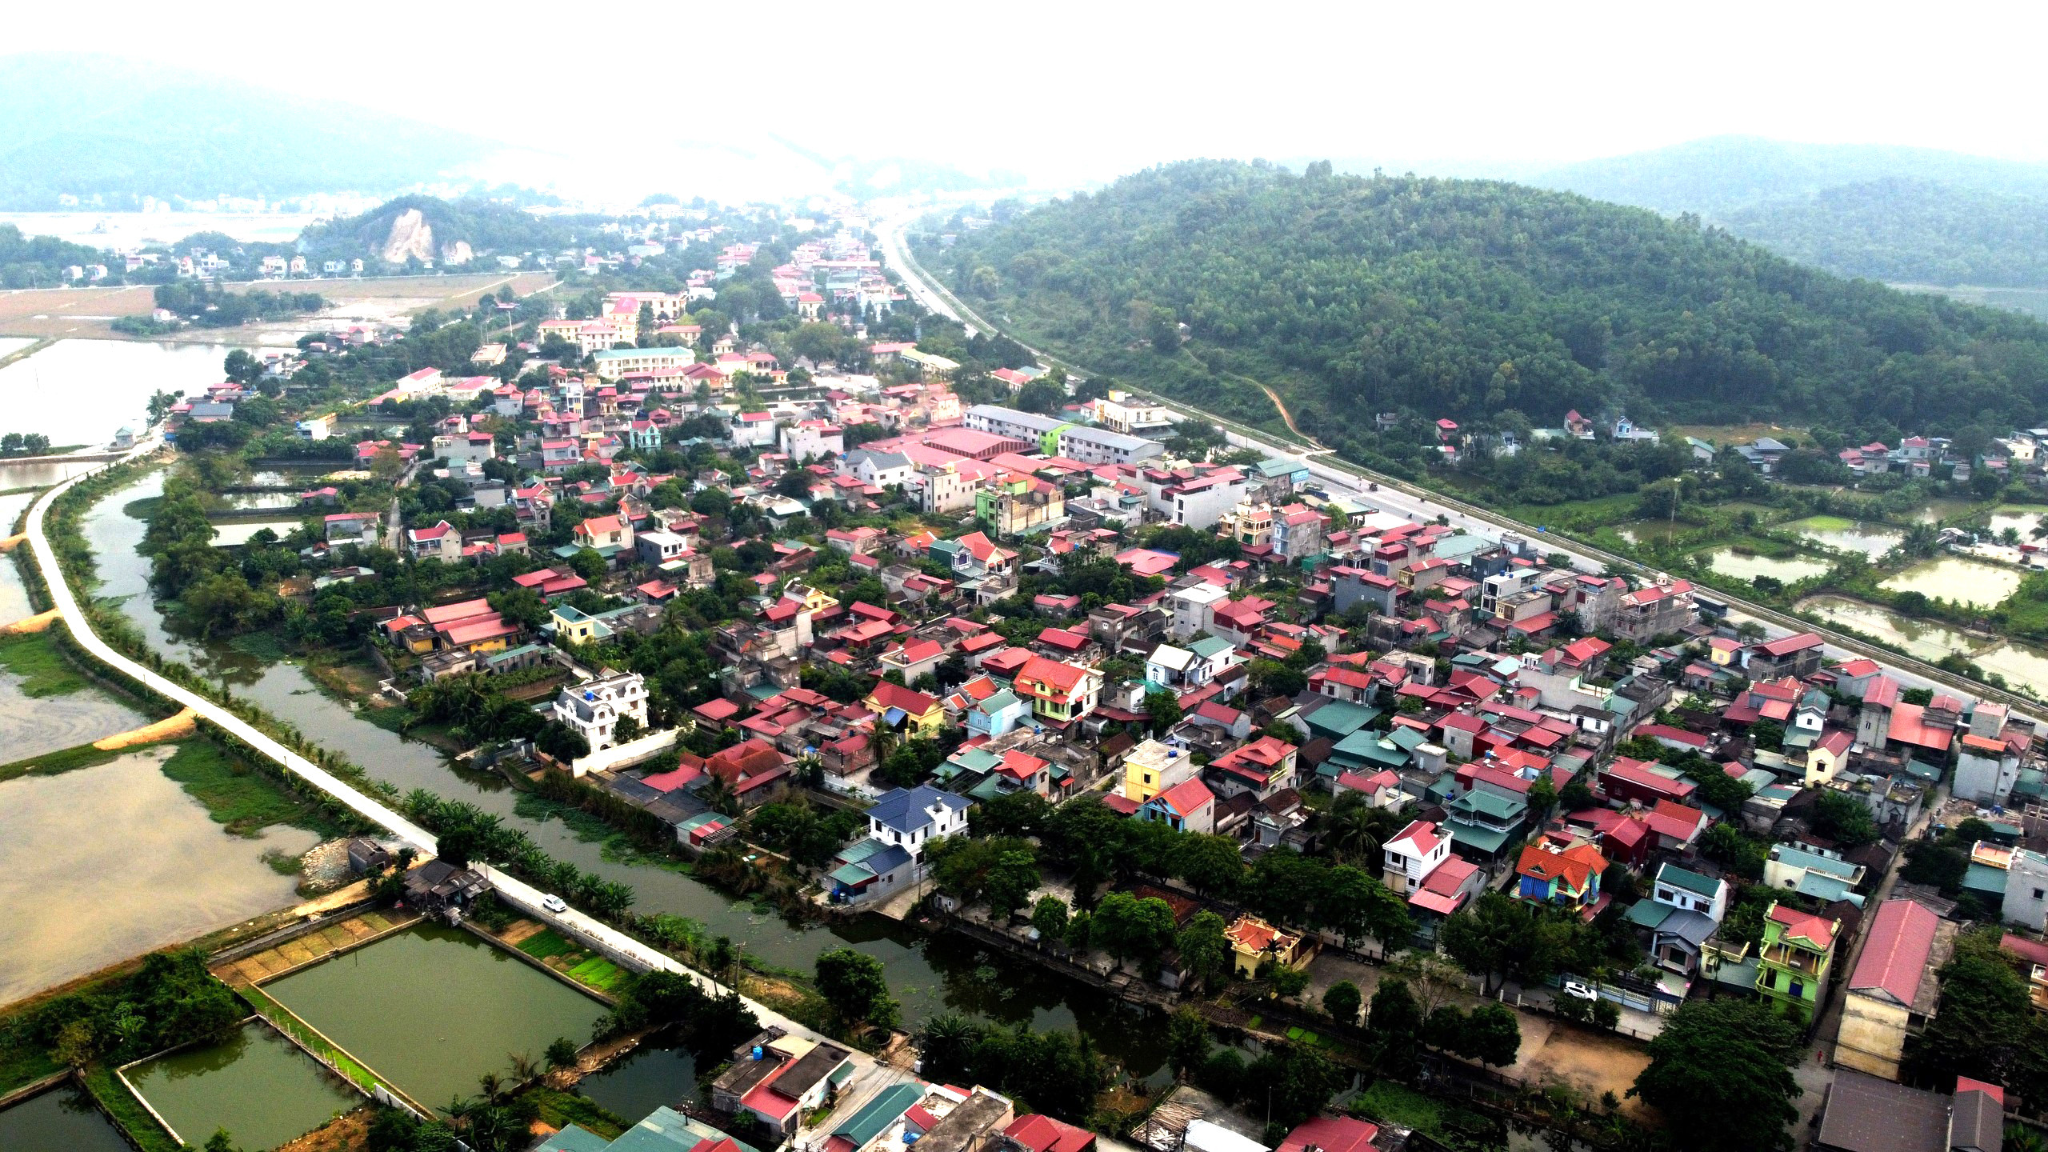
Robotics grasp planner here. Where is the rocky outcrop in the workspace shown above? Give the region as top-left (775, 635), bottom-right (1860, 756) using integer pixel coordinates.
top-left (440, 239), bottom-right (474, 266)
top-left (380, 208), bottom-right (435, 264)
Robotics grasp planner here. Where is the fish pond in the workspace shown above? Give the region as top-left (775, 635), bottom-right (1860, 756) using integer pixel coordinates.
top-left (0, 1083), bottom-right (130, 1152)
top-left (1881, 557), bottom-right (2023, 610)
top-left (1780, 516), bottom-right (1903, 559)
top-left (125, 1019), bottom-right (359, 1149)
top-left (263, 925), bottom-right (610, 1112)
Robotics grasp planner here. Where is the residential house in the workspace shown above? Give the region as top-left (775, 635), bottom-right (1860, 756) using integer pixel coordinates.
top-left (552, 672), bottom-right (649, 761)
top-left (1011, 656), bottom-right (1101, 728)
top-left (1139, 777), bottom-right (1216, 834)
top-left (1224, 914), bottom-right (1308, 978)
top-left (1756, 902), bottom-right (1840, 1012)
top-left (1838, 898), bottom-right (1954, 1081)
top-left (1515, 834), bottom-right (1608, 917)
top-left (865, 680), bottom-right (946, 738)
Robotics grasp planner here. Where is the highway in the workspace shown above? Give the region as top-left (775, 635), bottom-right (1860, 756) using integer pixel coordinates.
top-left (874, 210), bottom-right (2048, 728)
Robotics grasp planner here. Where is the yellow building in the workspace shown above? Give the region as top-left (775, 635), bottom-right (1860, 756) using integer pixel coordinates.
top-left (1805, 729), bottom-right (1854, 788)
top-left (1225, 914), bottom-right (1306, 978)
top-left (1121, 738), bottom-right (1184, 805)
top-left (865, 680), bottom-right (946, 738)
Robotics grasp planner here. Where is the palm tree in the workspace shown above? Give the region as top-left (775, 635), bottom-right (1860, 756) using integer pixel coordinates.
top-left (702, 773), bottom-right (740, 816)
top-left (1322, 794), bottom-right (1383, 864)
top-left (507, 1052), bottom-right (539, 1082)
top-left (866, 719), bottom-right (897, 767)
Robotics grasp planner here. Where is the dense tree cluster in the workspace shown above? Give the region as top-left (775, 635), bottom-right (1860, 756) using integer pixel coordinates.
top-left (1722, 177), bottom-right (2048, 288)
top-left (934, 159), bottom-right (2048, 447)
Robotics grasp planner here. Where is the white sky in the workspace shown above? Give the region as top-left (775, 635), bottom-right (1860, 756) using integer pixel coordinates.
top-left (13, 0), bottom-right (2048, 194)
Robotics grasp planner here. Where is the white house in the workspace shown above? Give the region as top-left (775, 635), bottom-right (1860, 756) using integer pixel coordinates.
top-left (1170, 583), bottom-right (1228, 640)
top-left (1382, 818), bottom-right (1452, 896)
top-left (552, 672), bottom-right (649, 753)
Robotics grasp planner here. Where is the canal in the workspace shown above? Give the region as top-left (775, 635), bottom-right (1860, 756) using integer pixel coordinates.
top-left (74, 469), bottom-right (1170, 1076)
top-left (125, 1019), bottom-right (358, 1149)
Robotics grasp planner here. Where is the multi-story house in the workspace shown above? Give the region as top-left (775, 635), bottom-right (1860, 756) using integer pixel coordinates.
top-left (976, 473), bottom-right (1066, 535)
top-left (1756, 902), bottom-right (1840, 1012)
top-left (1515, 834), bottom-right (1607, 914)
top-left (1011, 656), bottom-right (1101, 728)
top-left (1271, 504), bottom-right (1326, 562)
top-left (552, 672), bottom-right (649, 759)
top-left (405, 520), bottom-right (462, 562)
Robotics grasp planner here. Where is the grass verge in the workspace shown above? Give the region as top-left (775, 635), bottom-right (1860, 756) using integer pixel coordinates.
top-left (0, 630), bottom-right (88, 696)
top-left (81, 1063), bottom-right (179, 1152)
top-left (158, 738), bottom-right (346, 838)
top-left (0, 740), bottom-right (126, 783)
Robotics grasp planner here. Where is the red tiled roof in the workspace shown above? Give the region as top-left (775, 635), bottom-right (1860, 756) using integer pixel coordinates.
top-left (1850, 898), bottom-right (1939, 1007)
top-left (1005, 1114), bottom-right (1097, 1152)
top-left (867, 680), bottom-right (940, 717)
top-left (1769, 902), bottom-right (1839, 950)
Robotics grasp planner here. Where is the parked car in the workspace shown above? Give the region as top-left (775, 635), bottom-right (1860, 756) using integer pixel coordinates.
top-left (541, 894), bottom-right (567, 913)
top-left (1562, 979), bottom-right (1598, 1000)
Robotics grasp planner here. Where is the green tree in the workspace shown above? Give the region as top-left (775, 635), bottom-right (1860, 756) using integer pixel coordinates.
top-left (1171, 833), bottom-right (1246, 897)
top-left (1177, 910), bottom-right (1231, 989)
top-left (1031, 895), bottom-right (1071, 942)
top-left (1322, 980), bottom-right (1362, 1025)
top-left (815, 948), bottom-right (900, 1036)
top-left (1166, 1008), bottom-right (1212, 1078)
top-left (1093, 891), bottom-right (1178, 973)
top-left (1143, 689), bottom-right (1182, 733)
top-left (1631, 999), bottom-right (1802, 1152)
top-left (1367, 977), bottom-right (1423, 1072)
top-left (1463, 1004), bottom-right (1522, 1067)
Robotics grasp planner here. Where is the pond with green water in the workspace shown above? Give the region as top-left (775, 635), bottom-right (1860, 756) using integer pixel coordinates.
top-left (1781, 516), bottom-right (1902, 559)
top-left (1881, 557), bottom-right (2023, 609)
top-left (1704, 548), bottom-right (1829, 584)
top-left (264, 925), bottom-right (610, 1112)
top-left (574, 1035), bottom-right (697, 1121)
top-left (126, 1020), bottom-right (359, 1150)
top-left (0, 1083), bottom-right (130, 1152)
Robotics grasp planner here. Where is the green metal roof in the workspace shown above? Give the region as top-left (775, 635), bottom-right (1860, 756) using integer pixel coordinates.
top-left (1305, 700), bottom-right (1378, 739)
top-left (1187, 635), bottom-right (1235, 659)
top-left (535, 1127), bottom-right (614, 1152)
top-left (1444, 819), bottom-right (1512, 854)
top-left (830, 860), bottom-right (877, 885)
top-left (1964, 863), bottom-right (2010, 897)
top-left (1624, 900), bottom-right (1675, 929)
top-left (1451, 789), bottom-right (1525, 821)
top-left (1657, 864), bottom-right (1721, 899)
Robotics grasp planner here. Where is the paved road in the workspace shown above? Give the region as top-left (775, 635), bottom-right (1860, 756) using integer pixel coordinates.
top-left (18, 439), bottom-right (853, 1053)
top-left (874, 211), bottom-right (2048, 729)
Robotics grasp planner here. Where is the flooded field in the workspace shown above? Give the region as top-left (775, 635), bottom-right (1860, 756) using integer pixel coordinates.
top-left (125, 1020), bottom-right (358, 1149)
top-left (264, 925), bottom-right (609, 1111)
top-left (0, 339), bottom-right (228, 447)
top-left (209, 518), bottom-right (306, 546)
top-left (1796, 594), bottom-right (2048, 699)
top-left (0, 1083), bottom-right (129, 1152)
top-left (1987, 506), bottom-right (2048, 540)
top-left (1705, 547), bottom-right (1829, 584)
top-left (1881, 556), bottom-right (2023, 609)
top-left (1782, 515), bottom-right (1902, 559)
top-left (0, 749), bottom-right (315, 1006)
top-left (1795, 596), bottom-right (1983, 661)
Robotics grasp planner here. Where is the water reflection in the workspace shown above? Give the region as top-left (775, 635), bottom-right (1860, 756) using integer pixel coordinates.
top-left (575, 1037), bottom-right (698, 1119)
top-left (1881, 557), bottom-right (2022, 609)
top-left (0, 340), bottom-right (229, 447)
top-left (126, 1020), bottom-right (358, 1149)
top-left (1705, 549), bottom-right (1828, 584)
top-left (0, 1084), bottom-right (130, 1152)
top-left (0, 750), bottom-right (313, 1006)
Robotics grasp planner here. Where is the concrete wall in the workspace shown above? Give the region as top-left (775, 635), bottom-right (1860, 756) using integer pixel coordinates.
top-left (1835, 990), bottom-right (1908, 1080)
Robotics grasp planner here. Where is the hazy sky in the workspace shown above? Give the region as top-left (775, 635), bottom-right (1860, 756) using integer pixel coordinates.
top-left (13, 1), bottom-right (2048, 192)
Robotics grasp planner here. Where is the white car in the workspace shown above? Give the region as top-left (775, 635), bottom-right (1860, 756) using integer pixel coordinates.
top-left (1562, 979), bottom-right (1598, 1000)
top-left (541, 895), bottom-right (567, 914)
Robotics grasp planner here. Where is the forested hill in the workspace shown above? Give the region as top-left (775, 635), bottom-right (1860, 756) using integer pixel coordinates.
top-left (926, 160), bottom-right (2048, 446)
top-left (1718, 178), bottom-right (2048, 288)
top-left (1532, 136), bottom-right (2048, 215)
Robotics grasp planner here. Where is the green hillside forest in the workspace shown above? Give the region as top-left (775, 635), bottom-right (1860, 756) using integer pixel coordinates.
top-left (926, 160), bottom-right (2048, 455)
top-left (1718, 178), bottom-right (2048, 288)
